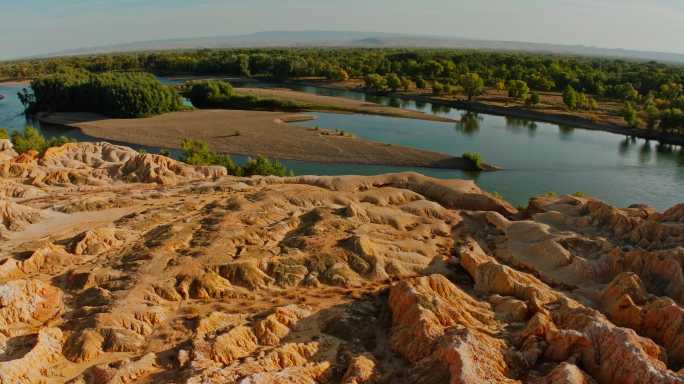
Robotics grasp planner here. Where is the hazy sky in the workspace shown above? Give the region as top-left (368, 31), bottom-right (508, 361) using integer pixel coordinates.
top-left (1, 0), bottom-right (683, 60)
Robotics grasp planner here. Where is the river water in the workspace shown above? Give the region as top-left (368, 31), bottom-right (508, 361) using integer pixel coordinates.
top-left (1, 80), bottom-right (682, 210)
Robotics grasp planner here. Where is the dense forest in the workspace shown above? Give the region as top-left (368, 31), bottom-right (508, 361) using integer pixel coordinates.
top-left (3, 48), bottom-right (684, 133)
top-left (21, 71), bottom-right (182, 118)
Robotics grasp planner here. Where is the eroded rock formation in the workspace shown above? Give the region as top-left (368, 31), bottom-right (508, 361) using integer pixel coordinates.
top-left (0, 142), bottom-right (682, 383)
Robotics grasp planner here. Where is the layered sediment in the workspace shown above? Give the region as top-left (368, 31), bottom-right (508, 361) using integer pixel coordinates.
top-left (0, 140), bottom-right (682, 383)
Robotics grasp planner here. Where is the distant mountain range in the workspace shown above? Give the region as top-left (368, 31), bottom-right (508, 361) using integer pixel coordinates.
top-left (41, 31), bottom-right (684, 64)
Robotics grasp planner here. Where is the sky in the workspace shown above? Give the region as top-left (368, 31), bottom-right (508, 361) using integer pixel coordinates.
top-left (1, 0), bottom-right (683, 60)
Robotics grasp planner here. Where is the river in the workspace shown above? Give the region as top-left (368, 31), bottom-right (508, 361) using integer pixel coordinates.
top-left (1, 79), bottom-right (682, 210)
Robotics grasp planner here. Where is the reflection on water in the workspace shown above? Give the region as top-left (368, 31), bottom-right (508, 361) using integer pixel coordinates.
top-left (455, 112), bottom-right (482, 136)
top-left (558, 125), bottom-right (576, 140)
top-left (618, 137), bottom-right (636, 157)
top-left (639, 141), bottom-right (653, 164)
top-left (505, 116), bottom-right (538, 138)
top-left (1, 78), bottom-right (683, 210)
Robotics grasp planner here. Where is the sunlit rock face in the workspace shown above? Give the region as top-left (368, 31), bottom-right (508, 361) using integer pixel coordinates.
top-left (0, 142), bottom-right (682, 383)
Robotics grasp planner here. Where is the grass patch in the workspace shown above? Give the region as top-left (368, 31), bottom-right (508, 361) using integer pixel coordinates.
top-left (462, 152), bottom-right (483, 170)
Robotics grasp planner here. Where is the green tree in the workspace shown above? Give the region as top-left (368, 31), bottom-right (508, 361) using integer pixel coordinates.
top-left (529, 92), bottom-right (541, 106)
top-left (185, 80), bottom-right (234, 107)
top-left (645, 104), bottom-right (660, 130)
top-left (563, 86), bottom-right (579, 110)
top-left (614, 83), bottom-right (639, 102)
top-left (386, 73), bottom-right (402, 92)
top-left (364, 73), bottom-right (386, 92)
top-left (622, 102), bottom-right (641, 128)
top-left (507, 80), bottom-right (530, 101)
top-left (27, 71), bottom-right (182, 118)
top-left (401, 77), bottom-right (412, 92)
top-left (11, 126), bottom-right (74, 155)
top-left (242, 156), bottom-right (289, 176)
top-left (588, 97), bottom-right (599, 111)
top-left (180, 139), bottom-right (241, 175)
top-left (660, 108), bottom-right (684, 134)
top-left (415, 77), bottom-right (428, 89)
top-left (660, 82), bottom-right (683, 100)
top-left (423, 60), bottom-right (443, 78)
top-left (459, 73), bottom-right (485, 101)
top-left (327, 67), bottom-right (349, 82)
top-left (432, 81), bottom-right (445, 95)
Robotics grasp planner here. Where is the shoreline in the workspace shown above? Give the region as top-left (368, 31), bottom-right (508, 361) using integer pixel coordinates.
top-left (37, 110), bottom-right (500, 172)
top-left (232, 87), bottom-right (456, 123)
top-left (287, 79), bottom-right (684, 146)
top-left (0, 80), bottom-right (30, 86)
top-left (11, 73), bottom-right (681, 145)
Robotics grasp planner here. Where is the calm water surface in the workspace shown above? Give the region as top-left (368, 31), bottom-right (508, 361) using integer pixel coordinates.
top-left (1, 80), bottom-right (682, 210)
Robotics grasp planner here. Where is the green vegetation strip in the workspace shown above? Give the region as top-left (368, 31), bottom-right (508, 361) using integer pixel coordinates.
top-left (3, 48), bottom-right (684, 134)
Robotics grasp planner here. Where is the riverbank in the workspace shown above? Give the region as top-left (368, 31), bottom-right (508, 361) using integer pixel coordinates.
top-left (0, 80), bottom-right (30, 86)
top-left (290, 79), bottom-right (684, 146)
top-left (232, 87), bottom-right (456, 122)
top-left (37, 110), bottom-right (499, 171)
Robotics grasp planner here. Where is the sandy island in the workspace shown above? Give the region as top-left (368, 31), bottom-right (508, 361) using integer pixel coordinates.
top-left (232, 87), bottom-right (456, 122)
top-left (38, 110), bottom-right (498, 171)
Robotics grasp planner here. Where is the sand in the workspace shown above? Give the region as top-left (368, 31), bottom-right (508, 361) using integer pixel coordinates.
top-left (233, 87), bottom-right (456, 122)
top-left (0, 80), bottom-right (30, 86)
top-left (38, 110), bottom-right (495, 170)
top-left (1, 144), bottom-right (682, 382)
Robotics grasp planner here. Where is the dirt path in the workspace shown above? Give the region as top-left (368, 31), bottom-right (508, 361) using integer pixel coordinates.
top-left (38, 110), bottom-right (498, 171)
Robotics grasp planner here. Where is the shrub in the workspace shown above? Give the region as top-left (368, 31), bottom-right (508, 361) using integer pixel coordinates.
top-left (401, 77), bottom-right (412, 92)
top-left (0, 128), bottom-right (8, 140)
top-left (180, 139), bottom-right (239, 175)
top-left (10, 126), bottom-right (75, 154)
top-left (185, 80), bottom-right (234, 107)
top-left (623, 102), bottom-right (642, 128)
top-left (179, 139), bottom-right (292, 177)
top-left (529, 92), bottom-right (541, 106)
top-left (459, 73), bottom-right (485, 101)
top-left (385, 73), bottom-right (402, 92)
top-left (364, 74), bottom-right (387, 92)
top-left (184, 80), bottom-right (307, 111)
top-left (432, 81), bottom-right (444, 95)
top-left (242, 156), bottom-right (290, 177)
top-left (26, 71), bottom-right (182, 118)
top-left (327, 67), bottom-right (349, 82)
top-left (462, 151), bottom-right (483, 170)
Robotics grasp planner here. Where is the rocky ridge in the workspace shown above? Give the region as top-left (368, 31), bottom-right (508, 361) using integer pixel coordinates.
top-left (0, 141), bottom-right (682, 383)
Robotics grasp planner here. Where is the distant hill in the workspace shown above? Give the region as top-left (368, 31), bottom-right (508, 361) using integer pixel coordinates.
top-left (42, 30), bottom-right (684, 64)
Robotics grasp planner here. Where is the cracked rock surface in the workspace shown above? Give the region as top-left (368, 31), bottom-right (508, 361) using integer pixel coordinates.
top-left (0, 141), bottom-right (682, 383)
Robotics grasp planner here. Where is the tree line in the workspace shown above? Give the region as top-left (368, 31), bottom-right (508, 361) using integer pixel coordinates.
top-left (3, 48), bottom-right (683, 134)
